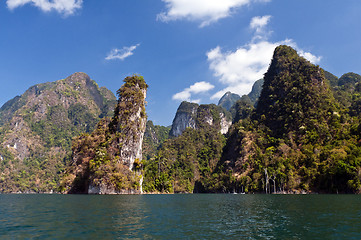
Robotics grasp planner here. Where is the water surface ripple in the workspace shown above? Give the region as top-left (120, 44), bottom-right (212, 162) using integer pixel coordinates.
top-left (0, 194), bottom-right (360, 239)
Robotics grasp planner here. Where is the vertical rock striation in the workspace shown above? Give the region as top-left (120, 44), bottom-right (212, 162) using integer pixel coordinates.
top-left (169, 101), bottom-right (198, 137)
top-left (170, 102), bottom-right (232, 137)
top-left (60, 75), bottom-right (148, 194)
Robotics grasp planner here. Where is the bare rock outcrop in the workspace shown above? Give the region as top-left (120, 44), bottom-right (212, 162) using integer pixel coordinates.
top-left (170, 102), bottom-right (232, 137)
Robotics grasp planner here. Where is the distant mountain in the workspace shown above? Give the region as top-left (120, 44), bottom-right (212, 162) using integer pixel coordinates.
top-left (324, 70), bottom-right (339, 87)
top-left (230, 95), bottom-right (254, 123)
top-left (248, 78), bottom-right (264, 104)
top-left (218, 79), bottom-right (264, 112)
top-left (331, 72), bottom-right (361, 109)
top-left (220, 79), bottom-right (263, 123)
top-left (338, 72), bottom-right (361, 87)
top-left (2, 46), bottom-right (361, 195)
top-left (0, 72), bottom-right (116, 193)
top-left (142, 121), bottom-right (170, 160)
top-left (144, 103), bottom-right (231, 193)
top-left (169, 101), bottom-right (199, 137)
top-left (218, 92), bottom-right (241, 111)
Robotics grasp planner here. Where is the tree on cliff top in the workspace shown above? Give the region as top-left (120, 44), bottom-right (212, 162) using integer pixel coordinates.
top-left (60, 75), bottom-right (148, 194)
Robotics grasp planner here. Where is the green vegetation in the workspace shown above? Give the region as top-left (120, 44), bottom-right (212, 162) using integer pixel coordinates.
top-left (143, 104), bottom-right (227, 193)
top-left (230, 95), bottom-right (254, 123)
top-left (204, 45), bottom-right (361, 194)
top-left (2, 47), bottom-right (361, 195)
top-left (143, 127), bottom-right (226, 193)
top-left (60, 75), bottom-right (148, 194)
top-left (248, 78), bottom-right (264, 104)
top-left (0, 73), bottom-right (116, 193)
top-left (142, 121), bottom-right (170, 160)
top-left (143, 45), bottom-right (361, 194)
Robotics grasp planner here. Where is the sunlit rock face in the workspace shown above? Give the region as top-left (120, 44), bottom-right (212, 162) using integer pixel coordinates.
top-left (170, 101), bottom-right (198, 137)
top-left (170, 101), bottom-right (232, 137)
top-left (61, 75), bottom-right (148, 194)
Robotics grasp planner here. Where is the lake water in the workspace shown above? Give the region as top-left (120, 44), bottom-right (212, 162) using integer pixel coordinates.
top-left (0, 194), bottom-right (360, 239)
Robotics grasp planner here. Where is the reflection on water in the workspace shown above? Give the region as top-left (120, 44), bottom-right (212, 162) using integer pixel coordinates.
top-left (0, 194), bottom-right (361, 239)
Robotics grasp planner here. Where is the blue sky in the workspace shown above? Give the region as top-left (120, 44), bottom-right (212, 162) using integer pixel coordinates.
top-left (1, 0), bottom-right (361, 126)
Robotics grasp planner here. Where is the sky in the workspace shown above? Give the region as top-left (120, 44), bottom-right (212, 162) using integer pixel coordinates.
top-left (1, 0), bottom-right (361, 126)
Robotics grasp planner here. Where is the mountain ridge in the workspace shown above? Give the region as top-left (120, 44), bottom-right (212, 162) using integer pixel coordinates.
top-left (0, 72), bottom-right (116, 193)
top-left (1, 45), bottom-right (361, 194)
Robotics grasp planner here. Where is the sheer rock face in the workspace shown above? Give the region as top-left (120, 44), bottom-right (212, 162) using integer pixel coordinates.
top-left (220, 112), bottom-right (232, 134)
top-left (170, 101), bottom-right (232, 137)
top-left (170, 101), bottom-right (198, 137)
top-left (120, 88), bottom-right (147, 170)
top-left (62, 75), bottom-right (148, 194)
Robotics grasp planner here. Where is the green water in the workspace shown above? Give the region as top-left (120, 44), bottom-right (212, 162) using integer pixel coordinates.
top-left (0, 194), bottom-right (360, 239)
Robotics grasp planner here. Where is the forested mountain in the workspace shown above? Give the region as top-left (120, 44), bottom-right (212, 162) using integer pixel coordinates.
top-left (1, 45), bottom-right (361, 194)
top-left (248, 79), bottom-right (264, 104)
top-left (60, 75), bottom-right (148, 194)
top-left (143, 104), bottom-right (228, 193)
top-left (142, 121), bottom-right (171, 160)
top-left (0, 73), bottom-right (116, 193)
top-left (209, 46), bottom-right (361, 194)
top-left (222, 78), bottom-right (263, 122)
top-left (332, 72), bottom-right (361, 109)
top-left (143, 45), bottom-right (361, 194)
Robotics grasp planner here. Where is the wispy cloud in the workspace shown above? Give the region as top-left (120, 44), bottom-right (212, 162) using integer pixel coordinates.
top-left (105, 44), bottom-right (140, 61)
top-left (158, 0), bottom-right (271, 27)
top-left (207, 16), bottom-right (322, 100)
top-left (207, 40), bottom-right (286, 99)
top-left (6, 0), bottom-right (83, 16)
top-left (172, 81), bottom-right (215, 102)
top-left (298, 50), bottom-right (322, 64)
top-left (250, 15), bottom-right (271, 31)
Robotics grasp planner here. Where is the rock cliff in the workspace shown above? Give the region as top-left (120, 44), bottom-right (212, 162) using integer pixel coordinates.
top-left (169, 101), bottom-right (198, 137)
top-left (170, 102), bottom-right (232, 137)
top-left (60, 75), bottom-right (148, 194)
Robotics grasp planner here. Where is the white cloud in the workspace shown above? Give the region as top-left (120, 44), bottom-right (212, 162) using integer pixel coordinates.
top-left (207, 16), bottom-right (322, 100)
top-left (250, 15), bottom-right (272, 42)
top-left (298, 50), bottom-right (322, 64)
top-left (250, 15), bottom-right (271, 33)
top-left (188, 81), bottom-right (215, 93)
top-left (158, 0), bottom-right (270, 27)
top-left (6, 0), bottom-right (83, 16)
top-left (285, 41), bottom-right (322, 64)
top-left (207, 40), bottom-right (287, 99)
top-left (172, 81), bottom-right (214, 102)
top-left (105, 44), bottom-right (140, 61)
